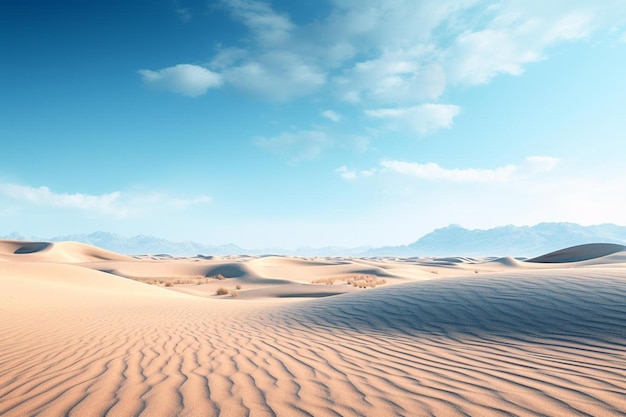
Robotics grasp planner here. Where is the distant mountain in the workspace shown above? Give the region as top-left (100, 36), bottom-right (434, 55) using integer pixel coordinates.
top-left (46, 232), bottom-right (248, 256)
top-left (369, 223), bottom-right (626, 257)
top-left (0, 231), bottom-right (246, 256)
top-left (0, 231), bottom-right (369, 257)
top-left (4, 223), bottom-right (626, 257)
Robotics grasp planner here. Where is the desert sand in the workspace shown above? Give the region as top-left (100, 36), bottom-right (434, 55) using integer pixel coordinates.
top-left (1, 239), bottom-right (625, 416)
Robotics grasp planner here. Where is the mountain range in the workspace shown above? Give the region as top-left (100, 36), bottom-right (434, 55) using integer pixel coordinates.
top-left (4, 222), bottom-right (626, 257)
top-left (368, 223), bottom-right (626, 257)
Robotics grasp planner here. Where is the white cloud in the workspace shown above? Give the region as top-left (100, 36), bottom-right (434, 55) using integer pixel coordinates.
top-left (445, 28), bottom-right (542, 85)
top-left (336, 166), bottom-right (377, 180)
top-left (365, 104), bottom-right (460, 134)
top-left (224, 52), bottom-right (326, 101)
top-left (322, 110), bottom-right (342, 122)
top-left (545, 11), bottom-right (594, 42)
top-left (253, 130), bottom-right (333, 162)
top-left (442, 5), bottom-right (604, 86)
top-left (138, 64), bottom-right (222, 97)
top-left (0, 183), bottom-right (122, 213)
top-left (380, 155), bottom-right (559, 182)
top-left (336, 56), bottom-right (445, 104)
top-left (0, 183), bottom-right (212, 217)
top-left (325, 0), bottom-right (465, 48)
top-left (336, 166), bottom-right (357, 180)
top-left (525, 155), bottom-right (559, 172)
top-left (222, 0), bottom-right (295, 46)
top-left (381, 160), bottom-right (517, 182)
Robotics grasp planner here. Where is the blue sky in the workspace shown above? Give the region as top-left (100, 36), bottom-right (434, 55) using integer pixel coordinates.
top-left (2, 0), bottom-right (626, 248)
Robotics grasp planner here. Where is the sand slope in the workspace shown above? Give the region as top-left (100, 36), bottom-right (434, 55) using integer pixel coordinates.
top-left (526, 243), bottom-right (626, 263)
top-left (1, 240), bottom-right (625, 416)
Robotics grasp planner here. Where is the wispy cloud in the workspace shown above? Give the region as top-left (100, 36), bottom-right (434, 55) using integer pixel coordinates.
top-left (173, 0), bottom-right (193, 22)
top-left (336, 166), bottom-right (357, 180)
top-left (322, 110), bottom-right (342, 122)
top-left (0, 183), bottom-right (212, 217)
top-left (525, 155), bottom-right (559, 172)
top-left (138, 64), bottom-right (222, 97)
top-left (336, 156), bottom-right (560, 182)
top-left (223, 52), bottom-right (326, 101)
top-left (336, 57), bottom-right (445, 104)
top-left (0, 183), bottom-right (123, 213)
top-left (381, 160), bottom-right (517, 182)
top-left (254, 129), bottom-right (333, 162)
top-left (222, 0), bottom-right (295, 46)
top-left (365, 104), bottom-right (461, 135)
top-left (336, 166), bottom-right (376, 180)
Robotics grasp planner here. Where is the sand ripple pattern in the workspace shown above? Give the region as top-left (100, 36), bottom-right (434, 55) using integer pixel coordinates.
top-left (1, 270), bottom-right (625, 416)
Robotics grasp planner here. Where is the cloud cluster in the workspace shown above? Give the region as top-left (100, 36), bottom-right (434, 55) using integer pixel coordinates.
top-left (142, 1), bottom-right (619, 102)
top-left (138, 0), bottom-right (624, 158)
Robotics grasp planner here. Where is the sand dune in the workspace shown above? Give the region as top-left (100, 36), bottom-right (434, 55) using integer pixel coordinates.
top-left (526, 243), bottom-right (626, 263)
top-left (0, 240), bottom-right (133, 263)
top-left (1, 240), bottom-right (625, 416)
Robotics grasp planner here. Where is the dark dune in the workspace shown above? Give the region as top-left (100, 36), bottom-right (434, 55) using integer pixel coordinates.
top-left (526, 243), bottom-right (626, 263)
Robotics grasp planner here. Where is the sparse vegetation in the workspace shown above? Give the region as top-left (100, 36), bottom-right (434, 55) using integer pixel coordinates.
top-left (312, 274), bottom-right (387, 288)
top-left (236, 284), bottom-right (242, 290)
top-left (216, 287), bottom-right (230, 295)
top-left (230, 290), bottom-right (239, 298)
top-left (126, 275), bottom-right (218, 287)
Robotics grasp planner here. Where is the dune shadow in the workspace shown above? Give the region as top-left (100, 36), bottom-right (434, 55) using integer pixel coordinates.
top-left (280, 273), bottom-right (626, 342)
top-left (526, 243), bottom-right (626, 263)
top-left (14, 242), bottom-right (52, 254)
top-left (204, 264), bottom-right (248, 278)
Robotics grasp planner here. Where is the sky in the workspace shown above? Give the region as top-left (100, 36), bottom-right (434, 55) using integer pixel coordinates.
top-left (1, 0), bottom-right (626, 249)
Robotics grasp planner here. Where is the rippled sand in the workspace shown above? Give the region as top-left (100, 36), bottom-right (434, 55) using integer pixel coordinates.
top-left (1, 241), bottom-right (625, 416)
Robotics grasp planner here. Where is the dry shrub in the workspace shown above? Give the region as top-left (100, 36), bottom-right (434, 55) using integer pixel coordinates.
top-left (216, 287), bottom-right (229, 295)
top-left (127, 275), bottom-right (209, 287)
top-left (313, 274), bottom-right (386, 288)
top-left (230, 290), bottom-right (239, 298)
top-left (312, 277), bottom-right (335, 285)
top-left (235, 284), bottom-right (242, 290)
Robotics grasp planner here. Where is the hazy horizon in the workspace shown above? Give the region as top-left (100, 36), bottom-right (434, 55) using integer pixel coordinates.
top-left (2, 1), bottom-right (626, 248)
top-left (5, 222), bottom-right (626, 257)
